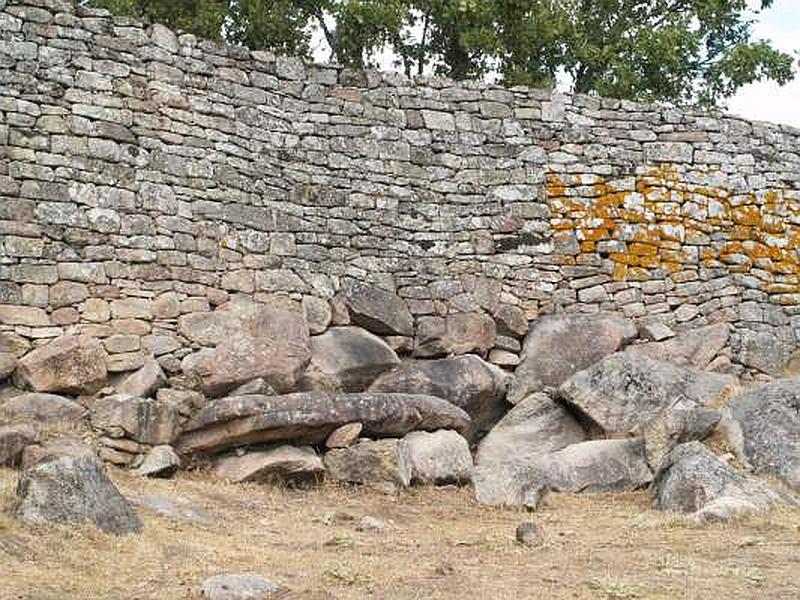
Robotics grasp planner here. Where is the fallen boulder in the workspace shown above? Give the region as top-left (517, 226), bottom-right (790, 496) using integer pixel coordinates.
top-left (116, 357), bottom-right (166, 398)
top-left (414, 313), bottom-right (496, 358)
top-left (508, 313), bottom-right (636, 403)
top-left (0, 423), bottom-right (36, 467)
top-left (200, 574), bottom-right (284, 600)
top-left (558, 353), bottom-right (736, 435)
top-left (652, 442), bottom-right (792, 522)
top-left (341, 281), bottom-right (414, 336)
top-left (639, 407), bottom-right (721, 471)
top-left (90, 395), bottom-right (182, 445)
top-left (299, 326), bottom-right (399, 392)
top-left (324, 438), bottom-right (404, 491)
top-left (135, 445), bottom-right (181, 478)
top-left (397, 430), bottom-right (473, 486)
top-left (726, 379), bottom-right (800, 491)
top-left (0, 392), bottom-right (87, 424)
top-left (627, 324), bottom-right (730, 370)
top-left (368, 355), bottom-right (510, 438)
top-left (15, 454), bottom-right (143, 535)
top-left (14, 335), bottom-right (108, 394)
top-left (213, 445), bottom-right (323, 484)
top-left (176, 392), bottom-right (471, 455)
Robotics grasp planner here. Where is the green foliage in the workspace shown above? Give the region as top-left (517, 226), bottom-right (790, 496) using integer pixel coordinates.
top-left (80, 0), bottom-right (795, 107)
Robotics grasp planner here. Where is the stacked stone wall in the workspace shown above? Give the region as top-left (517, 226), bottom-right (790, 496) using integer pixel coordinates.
top-left (2, 0), bottom-right (800, 375)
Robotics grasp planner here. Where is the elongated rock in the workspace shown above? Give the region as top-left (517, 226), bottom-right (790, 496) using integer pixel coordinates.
top-left (14, 335), bottom-right (108, 394)
top-left (213, 445), bottom-right (323, 484)
top-left (175, 392), bottom-right (471, 455)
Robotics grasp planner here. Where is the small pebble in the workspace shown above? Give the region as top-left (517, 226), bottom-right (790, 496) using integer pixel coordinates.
top-left (515, 522), bottom-right (544, 547)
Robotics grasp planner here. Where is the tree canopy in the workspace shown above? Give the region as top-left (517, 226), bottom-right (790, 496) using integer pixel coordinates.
top-left (84, 0), bottom-right (796, 107)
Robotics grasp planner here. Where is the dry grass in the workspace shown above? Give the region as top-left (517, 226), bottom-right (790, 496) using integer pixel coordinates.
top-left (0, 467), bottom-right (799, 600)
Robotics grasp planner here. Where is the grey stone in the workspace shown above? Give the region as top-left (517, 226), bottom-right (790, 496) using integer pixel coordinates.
top-left (558, 353), bottom-right (737, 435)
top-left (627, 323), bottom-right (730, 370)
top-left (640, 408), bottom-right (721, 471)
top-left (652, 442), bottom-right (792, 522)
top-left (299, 326), bottom-right (399, 393)
top-left (324, 438), bottom-right (404, 490)
top-left (20, 438), bottom-right (98, 470)
top-left (325, 422), bottom-right (362, 448)
top-left (116, 356), bottom-right (166, 398)
top-left (509, 314), bottom-right (637, 403)
top-left (415, 313), bottom-right (496, 358)
top-left (0, 423), bottom-right (36, 467)
top-left (727, 379), bottom-right (800, 491)
top-left (200, 574), bottom-right (283, 600)
top-left (15, 454), bottom-right (143, 535)
top-left (397, 430), bottom-right (473, 486)
top-left (0, 392), bottom-right (87, 424)
top-left (368, 355), bottom-right (509, 438)
top-left (342, 282), bottom-right (413, 337)
top-left (90, 394), bottom-right (182, 445)
top-left (135, 445), bottom-right (181, 478)
top-left (0, 352), bottom-right (16, 380)
top-left (213, 445), bottom-right (323, 484)
top-left (302, 296), bottom-right (331, 334)
top-left (515, 522), bottom-right (544, 547)
top-left (176, 392), bottom-right (471, 455)
top-left (14, 335), bottom-right (108, 394)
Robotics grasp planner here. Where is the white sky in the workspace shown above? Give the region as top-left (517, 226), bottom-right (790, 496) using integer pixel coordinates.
top-left (311, 1), bottom-right (799, 128)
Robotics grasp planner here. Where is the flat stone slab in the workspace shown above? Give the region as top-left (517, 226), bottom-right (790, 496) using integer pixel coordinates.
top-left (175, 392), bottom-right (471, 455)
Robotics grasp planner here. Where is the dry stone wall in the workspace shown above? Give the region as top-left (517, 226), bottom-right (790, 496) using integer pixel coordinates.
top-left (2, 0), bottom-right (800, 375)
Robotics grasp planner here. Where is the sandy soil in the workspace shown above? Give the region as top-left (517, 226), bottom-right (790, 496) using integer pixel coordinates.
top-left (0, 467), bottom-right (798, 600)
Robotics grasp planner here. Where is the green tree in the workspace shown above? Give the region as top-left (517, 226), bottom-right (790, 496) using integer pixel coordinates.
top-left (81, 0), bottom-right (795, 107)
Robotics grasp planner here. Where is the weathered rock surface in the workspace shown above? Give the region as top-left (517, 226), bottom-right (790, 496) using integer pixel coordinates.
top-left (0, 392), bottom-right (87, 424)
top-left (0, 352), bottom-right (16, 380)
top-left (15, 454), bottom-right (143, 535)
top-left (135, 445), bottom-right (181, 478)
top-left (324, 438), bottom-right (404, 490)
top-left (14, 335), bottom-right (108, 394)
top-left (640, 408), bottom-right (721, 470)
top-left (116, 357), bottom-right (166, 398)
top-left (652, 442), bottom-right (791, 522)
top-left (627, 324), bottom-right (730, 370)
top-left (475, 393), bottom-right (586, 469)
top-left (90, 395), bottom-right (182, 445)
top-left (21, 437), bottom-right (98, 470)
top-left (0, 423), bottom-right (36, 467)
top-left (508, 314), bottom-right (637, 403)
top-left (474, 438), bottom-right (651, 506)
top-left (415, 313), bottom-right (496, 357)
top-left (200, 574), bottom-right (283, 600)
top-left (558, 353), bottom-right (736, 435)
top-left (299, 326), bottom-right (399, 392)
top-left (341, 282), bottom-right (414, 337)
top-left (397, 430), bottom-right (473, 486)
top-left (187, 332), bottom-right (311, 398)
top-left (368, 355), bottom-right (509, 437)
top-left (176, 392), bottom-right (471, 455)
top-left (213, 445), bottom-right (324, 484)
top-left (726, 379), bottom-right (800, 491)
top-left (325, 422), bottom-right (362, 448)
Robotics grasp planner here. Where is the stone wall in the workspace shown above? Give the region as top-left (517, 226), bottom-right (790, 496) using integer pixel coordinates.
top-left (2, 0), bottom-right (800, 376)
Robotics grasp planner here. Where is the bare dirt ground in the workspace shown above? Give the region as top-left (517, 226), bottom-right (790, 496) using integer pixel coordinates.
top-left (0, 466), bottom-right (798, 600)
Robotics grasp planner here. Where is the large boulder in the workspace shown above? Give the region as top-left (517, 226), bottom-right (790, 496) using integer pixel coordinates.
top-left (21, 437), bottom-right (98, 470)
top-left (639, 408), bottom-right (721, 471)
top-left (341, 282), bottom-right (414, 336)
top-left (214, 445), bottom-right (323, 484)
top-left (397, 430), bottom-right (473, 486)
top-left (368, 355), bottom-right (510, 438)
top-left (90, 395), bottom-right (182, 445)
top-left (0, 392), bottom-right (87, 424)
top-left (116, 357), bottom-right (166, 398)
top-left (735, 328), bottom-right (798, 377)
top-left (627, 324), bottom-right (730, 370)
top-left (14, 454), bottom-right (143, 535)
top-left (508, 314), bottom-right (636, 403)
top-left (558, 353), bottom-right (737, 436)
top-left (176, 392), bottom-right (471, 455)
top-left (475, 393), bottom-right (586, 470)
top-left (652, 442), bottom-right (792, 522)
top-left (14, 336), bottom-right (108, 394)
top-left (324, 438), bottom-right (405, 490)
top-left (414, 313), bottom-right (496, 358)
top-left (473, 437), bottom-right (651, 506)
top-left (0, 423), bottom-right (37, 467)
top-left (726, 379), bottom-right (800, 491)
top-left (299, 327), bottom-right (399, 392)
top-left (178, 298), bottom-right (307, 347)
top-left (184, 305), bottom-right (311, 397)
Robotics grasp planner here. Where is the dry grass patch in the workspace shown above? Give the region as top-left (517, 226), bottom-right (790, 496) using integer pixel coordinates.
top-left (0, 467), bottom-right (798, 599)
